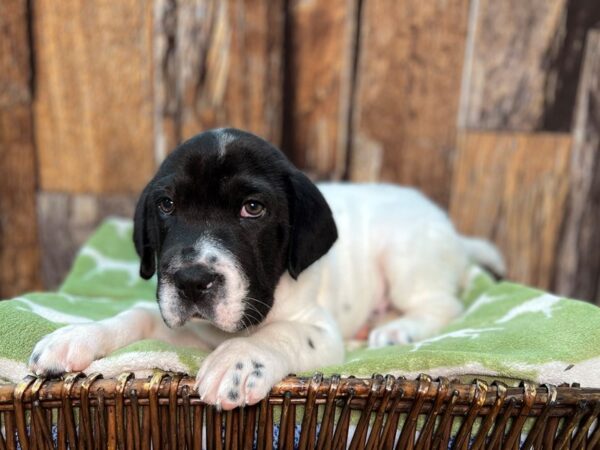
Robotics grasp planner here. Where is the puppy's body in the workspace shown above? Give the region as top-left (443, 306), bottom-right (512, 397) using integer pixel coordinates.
top-left (276, 183), bottom-right (502, 345)
top-left (29, 128), bottom-right (504, 410)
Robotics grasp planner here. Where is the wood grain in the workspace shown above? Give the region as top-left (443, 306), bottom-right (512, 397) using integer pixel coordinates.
top-left (450, 132), bottom-right (571, 290)
top-left (0, 0), bottom-right (41, 297)
top-left (0, 0), bottom-right (31, 109)
top-left (153, 0), bottom-right (285, 161)
top-left (554, 30), bottom-right (600, 304)
top-left (458, 0), bottom-right (567, 130)
top-left (349, 0), bottom-right (469, 207)
top-left (541, 0), bottom-right (600, 131)
top-left (33, 0), bottom-right (155, 194)
top-left (285, 0), bottom-right (357, 179)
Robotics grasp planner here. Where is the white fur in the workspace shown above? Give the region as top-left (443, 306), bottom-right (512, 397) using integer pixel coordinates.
top-left (279, 183), bottom-right (503, 344)
top-left (195, 238), bottom-right (249, 332)
top-left (30, 183), bottom-right (503, 410)
top-left (213, 128), bottom-right (236, 157)
top-left (157, 280), bottom-right (186, 327)
top-left (157, 237), bottom-right (249, 331)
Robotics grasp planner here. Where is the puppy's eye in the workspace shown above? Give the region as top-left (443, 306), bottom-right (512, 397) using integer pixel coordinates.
top-left (241, 201), bottom-right (265, 218)
top-left (158, 197), bottom-right (175, 215)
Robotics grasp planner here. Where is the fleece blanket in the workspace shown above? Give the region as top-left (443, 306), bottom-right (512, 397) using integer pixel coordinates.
top-left (1, 218), bottom-right (599, 387)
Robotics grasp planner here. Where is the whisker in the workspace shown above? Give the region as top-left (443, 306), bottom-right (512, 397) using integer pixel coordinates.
top-left (244, 302), bottom-right (266, 324)
top-left (241, 297), bottom-right (271, 329)
top-left (243, 306), bottom-right (262, 327)
top-left (243, 297), bottom-right (268, 314)
top-left (245, 297), bottom-right (272, 309)
top-left (243, 298), bottom-right (270, 325)
top-left (239, 315), bottom-right (251, 336)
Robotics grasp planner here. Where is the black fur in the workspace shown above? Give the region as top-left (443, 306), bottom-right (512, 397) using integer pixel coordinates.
top-left (133, 185), bottom-right (159, 279)
top-left (286, 170), bottom-right (338, 279)
top-left (133, 128), bottom-right (338, 330)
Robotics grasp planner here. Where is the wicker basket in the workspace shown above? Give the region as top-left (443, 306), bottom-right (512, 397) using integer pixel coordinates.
top-left (0, 372), bottom-right (599, 450)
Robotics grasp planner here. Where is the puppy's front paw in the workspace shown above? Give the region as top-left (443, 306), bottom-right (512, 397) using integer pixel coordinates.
top-left (195, 338), bottom-right (287, 410)
top-left (29, 324), bottom-right (107, 376)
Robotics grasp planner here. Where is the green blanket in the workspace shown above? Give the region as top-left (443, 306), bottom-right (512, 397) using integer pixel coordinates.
top-left (1, 218), bottom-right (599, 387)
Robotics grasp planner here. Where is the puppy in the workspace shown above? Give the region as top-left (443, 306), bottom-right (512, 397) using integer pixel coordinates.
top-left (29, 128), bottom-right (504, 410)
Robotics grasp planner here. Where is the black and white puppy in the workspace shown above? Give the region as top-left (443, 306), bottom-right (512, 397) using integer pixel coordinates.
top-left (29, 128), bottom-right (504, 410)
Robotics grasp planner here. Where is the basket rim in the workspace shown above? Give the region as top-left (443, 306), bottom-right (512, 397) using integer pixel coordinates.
top-left (1, 372), bottom-right (599, 413)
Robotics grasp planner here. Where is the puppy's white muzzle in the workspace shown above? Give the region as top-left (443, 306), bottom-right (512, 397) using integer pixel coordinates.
top-left (158, 237), bottom-right (249, 332)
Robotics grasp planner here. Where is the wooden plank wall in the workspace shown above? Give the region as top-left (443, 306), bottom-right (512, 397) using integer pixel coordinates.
top-left (554, 30), bottom-right (600, 303)
top-left (350, 0), bottom-right (469, 207)
top-left (1, 0), bottom-right (600, 304)
top-left (0, 0), bottom-right (41, 297)
top-left (452, 0), bottom-right (600, 297)
top-left (32, 0), bottom-right (156, 287)
top-left (34, 0), bottom-right (155, 194)
top-left (154, 0), bottom-right (285, 159)
top-left (284, 0), bottom-right (357, 180)
top-left (450, 133), bottom-right (571, 289)
top-left (458, 0), bottom-right (567, 130)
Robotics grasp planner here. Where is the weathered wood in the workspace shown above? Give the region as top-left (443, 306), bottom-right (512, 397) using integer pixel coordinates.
top-left (153, 0), bottom-right (285, 161)
top-left (458, 0), bottom-right (567, 130)
top-left (541, 0), bottom-right (600, 131)
top-left (0, 0), bottom-right (31, 109)
top-left (34, 0), bottom-right (155, 194)
top-left (37, 193), bottom-right (137, 289)
top-left (450, 132), bottom-right (571, 291)
top-left (284, 0), bottom-right (357, 179)
top-left (554, 30), bottom-right (600, 304)
top-left (0, 0), bottom-right (41, 297)
top-left (349, 0), bottom-right (469, 207)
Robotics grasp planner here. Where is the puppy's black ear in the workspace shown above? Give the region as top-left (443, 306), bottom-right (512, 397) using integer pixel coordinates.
top-left (133, 185), bottom-right (158, 279)
top-left (287, 171), bottom-right (338, 279)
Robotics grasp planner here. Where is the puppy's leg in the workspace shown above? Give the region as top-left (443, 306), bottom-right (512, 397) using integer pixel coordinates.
top-left (29, 303), bottom-right (210, 375)
top-left (369, 224), bottom-right (467, 348)
top-left (368, 292), bottom-right (463, 348)
top-left (195, 306), bottom-right (344, 410)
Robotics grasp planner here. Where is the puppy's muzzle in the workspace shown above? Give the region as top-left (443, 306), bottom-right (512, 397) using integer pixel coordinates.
top-left (173, 266), bottom-right (222, 301)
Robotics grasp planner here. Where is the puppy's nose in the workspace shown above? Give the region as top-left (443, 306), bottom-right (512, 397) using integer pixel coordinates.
top-left (173, 266), bottom-right (218, 298)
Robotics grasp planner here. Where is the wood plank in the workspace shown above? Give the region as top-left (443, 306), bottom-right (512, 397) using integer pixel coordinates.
top-left (554, 30), bottom-right (600, 304)
top-left (349, 0), bottom-right (469, 207)
top-left (153, 0), bottom-right (285, 161)
top-left (284, 0), bottom-right (357, 179)
top-left (37, 193), bottom-right (136, 289)
top-left (0, 0), bottom-right (42, 297)
top-left (0, 0), bottom-right (31, 109)
top-left (458, 0), bottom-right (567, 130)
top-left (449, 132), bottom-right (571, 290)
top-left (541, 0), bottom-right (600, 130)
top-left (34, 0), bottom-right (155, 194)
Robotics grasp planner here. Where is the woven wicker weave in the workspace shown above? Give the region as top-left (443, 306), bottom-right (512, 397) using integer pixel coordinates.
top-left (0, 372), bottom-right (599, 449)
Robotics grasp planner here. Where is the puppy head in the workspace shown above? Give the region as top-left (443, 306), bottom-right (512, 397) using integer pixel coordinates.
top-left (133, 128), bottom-right (337, 331)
